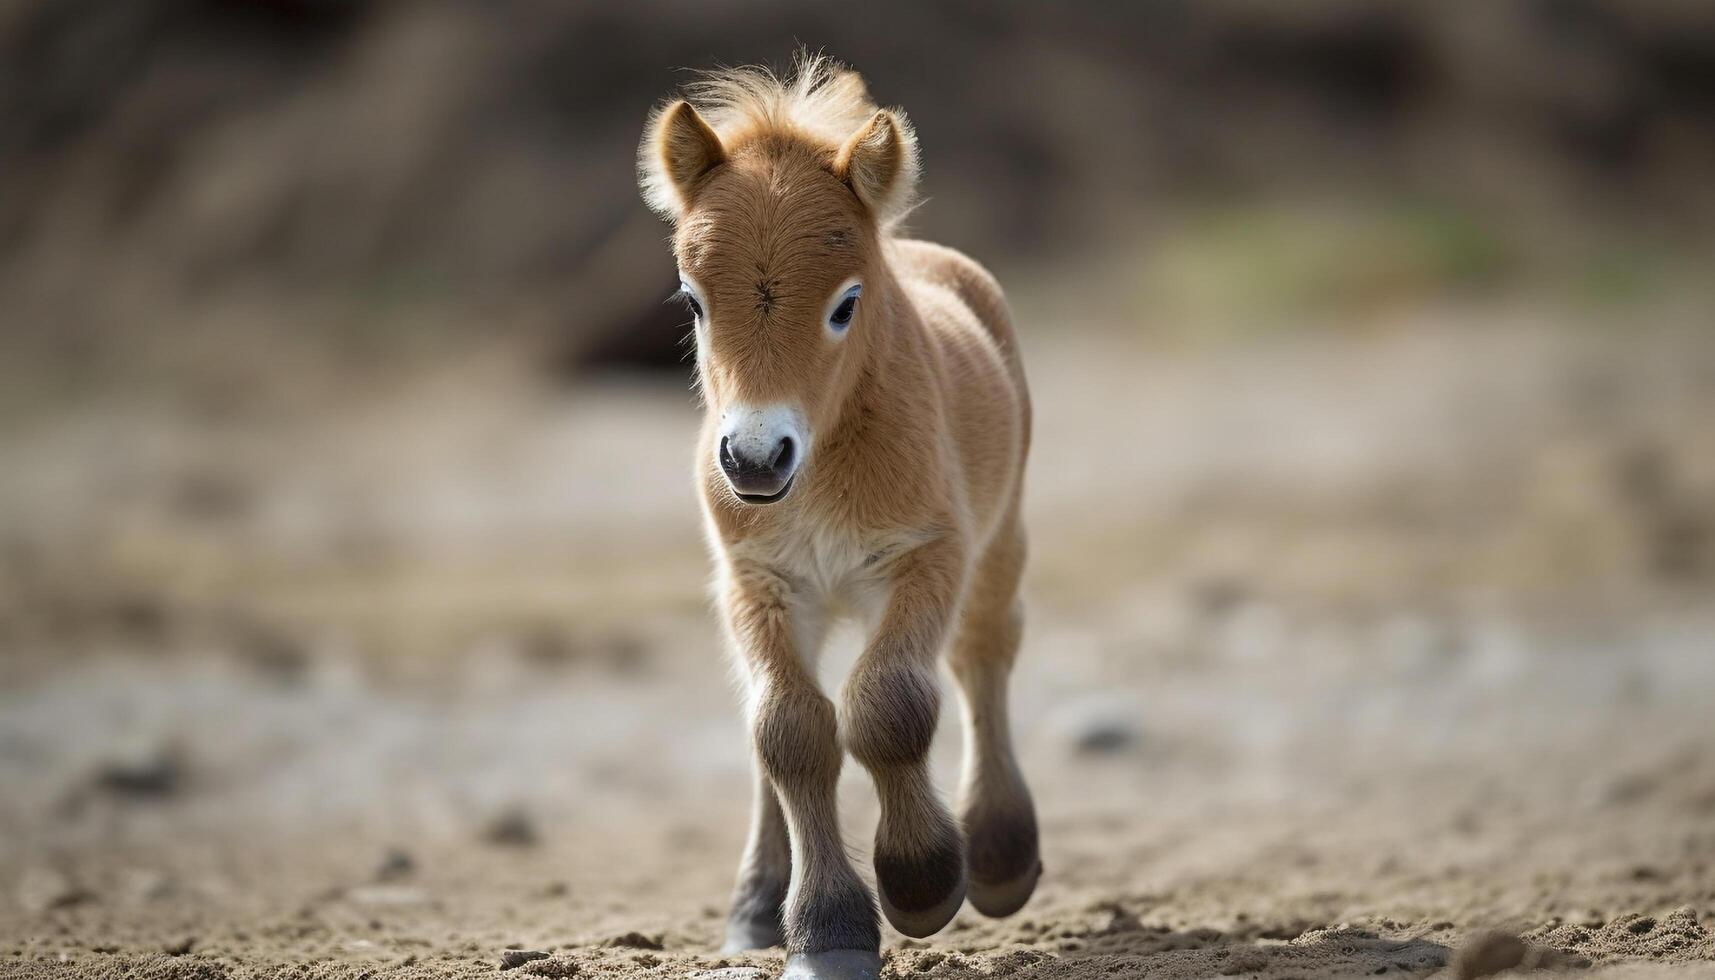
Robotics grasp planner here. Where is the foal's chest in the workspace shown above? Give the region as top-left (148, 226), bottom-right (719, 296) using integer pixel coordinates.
top-left (752, 522), bottom-right (932, 620)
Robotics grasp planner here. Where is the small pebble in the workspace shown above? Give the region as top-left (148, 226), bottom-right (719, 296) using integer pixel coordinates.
top-left (483, 807), bottom-right (539, 847)
top-left (163, 936), bottom-right (195, 956)
top-left (603, 931), bottom-right (664, 950)
top-left (375, 847), bottom-right (415, 882)
top-left (95, 742), bottom-right (182, 798)
top-left (1074, 719), bottom-right (1139, 755)
top-left (1452, 930), bottom-right (1526, 980)
top-left (500, 949), bottom-right (551, 970)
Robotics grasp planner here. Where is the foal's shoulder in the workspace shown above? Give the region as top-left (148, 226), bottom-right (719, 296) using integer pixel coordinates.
top-left (887, 238), bottom-right (1014, 349)
top-left (889, 239), bottom-right (1004, 306)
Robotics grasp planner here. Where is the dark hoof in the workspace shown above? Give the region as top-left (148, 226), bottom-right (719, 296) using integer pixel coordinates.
top-left (721, 915), bottom-right (785, 952)
top-left (874, 834), bottom-right (966, 938)
top-left (963, 798), bottom-right (1040, 918)
top-left (967, 858), bottom-right (1041, 917)
top-left (782, 949), bottom-right (882, 980)
top-left (879, 881), bottom-right (964, 938)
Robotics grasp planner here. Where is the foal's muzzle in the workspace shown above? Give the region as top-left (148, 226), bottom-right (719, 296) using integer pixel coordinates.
top-left (719, 434), bottom-right (797, 503)
top-left (717, 403), bottom-right (805, 505)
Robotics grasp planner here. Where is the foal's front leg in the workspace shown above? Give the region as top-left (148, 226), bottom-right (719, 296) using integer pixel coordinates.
top-left (723, 562), bottom-right (881, 980)
top-left (842, 536), bottom-right (968, 938)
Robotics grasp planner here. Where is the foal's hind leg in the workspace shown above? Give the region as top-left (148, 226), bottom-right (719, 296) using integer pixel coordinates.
top-left (948, 518), bottom-right (1041, 916)
top-left (722, 767), bottom-right (789, 951)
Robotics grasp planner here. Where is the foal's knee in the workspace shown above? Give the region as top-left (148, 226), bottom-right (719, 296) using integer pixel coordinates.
top-left (841, 662), bottom-right (939, 771)
top-left (753, 685), bottom-right (842, 789)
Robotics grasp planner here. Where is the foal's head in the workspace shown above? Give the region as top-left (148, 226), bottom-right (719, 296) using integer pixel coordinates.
top-left (638, 59), bottom-right (919, 505)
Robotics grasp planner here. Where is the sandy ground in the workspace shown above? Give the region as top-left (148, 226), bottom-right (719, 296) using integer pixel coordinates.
top-left (3, 313), bottom-right (1715, 979)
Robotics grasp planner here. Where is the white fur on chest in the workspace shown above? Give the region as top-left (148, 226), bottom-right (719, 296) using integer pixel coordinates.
top-left (720, 519), bottom-right (931, 629)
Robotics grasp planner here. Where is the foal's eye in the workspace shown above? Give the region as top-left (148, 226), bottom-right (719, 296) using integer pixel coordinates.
top-left (674, 281), bottom-right (703, 320)
top-left (828, 285), bottom-right (861, 332)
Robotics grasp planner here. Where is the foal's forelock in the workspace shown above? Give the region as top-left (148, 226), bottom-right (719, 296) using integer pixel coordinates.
top-left (640, 55), bottom-right (922, 231)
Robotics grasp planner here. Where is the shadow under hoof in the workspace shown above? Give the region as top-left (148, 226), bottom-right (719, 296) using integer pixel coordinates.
top-left (967, 856), bottom-right (1041, 918)
top-left (722, 916), bottom-right (785, 953)
top-left (782, 949), bottom-right (882, 980)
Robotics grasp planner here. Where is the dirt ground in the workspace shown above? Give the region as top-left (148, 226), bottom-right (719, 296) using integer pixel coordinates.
top-left (3, 314), bottom-right (1714, 979)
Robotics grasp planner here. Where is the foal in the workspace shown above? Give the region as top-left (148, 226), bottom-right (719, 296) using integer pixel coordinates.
top-left (638, 58), bottom-right (1038, 980)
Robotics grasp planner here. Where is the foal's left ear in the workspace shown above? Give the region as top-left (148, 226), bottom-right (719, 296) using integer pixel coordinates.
top-left (639, 100), bottom-right (726, 219)
top-left (834, 109), bottom-right (920, 227)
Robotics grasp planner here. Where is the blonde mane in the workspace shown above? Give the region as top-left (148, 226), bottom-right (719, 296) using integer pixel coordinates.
top-left (640, 54), bottom-right (921, 226)
top-left (687, 55), bottom-right (877, 147)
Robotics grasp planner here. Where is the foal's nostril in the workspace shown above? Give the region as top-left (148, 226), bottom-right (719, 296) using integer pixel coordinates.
top-left (771, 436), bottom-right (795, 473)
top-left (719, 435), bottom-right (740, 475)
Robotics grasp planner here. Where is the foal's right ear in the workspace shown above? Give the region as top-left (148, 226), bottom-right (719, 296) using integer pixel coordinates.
top-left (639, 100), bottom-right (726, 219)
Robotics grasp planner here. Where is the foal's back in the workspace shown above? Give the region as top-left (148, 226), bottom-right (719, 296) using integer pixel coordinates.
top-left (890, 238), bottom-right (1031, 544)
top-left (891, 239), bottom-right (1023, 378)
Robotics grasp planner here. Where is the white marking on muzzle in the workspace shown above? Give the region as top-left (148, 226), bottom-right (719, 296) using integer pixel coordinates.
top-left (718, 403), bottom-right (808, 475)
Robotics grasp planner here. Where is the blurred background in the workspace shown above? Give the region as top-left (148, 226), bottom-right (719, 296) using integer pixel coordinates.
top-left (3, 2), bottom-right (1714, 978)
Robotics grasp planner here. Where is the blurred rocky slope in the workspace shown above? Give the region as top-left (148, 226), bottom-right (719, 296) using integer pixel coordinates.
top-left (2, 0), bottom-right (1713, 398)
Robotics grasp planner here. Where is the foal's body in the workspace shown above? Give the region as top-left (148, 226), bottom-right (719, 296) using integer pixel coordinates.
top-left (639, 59), bottom-right (1038, 980)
